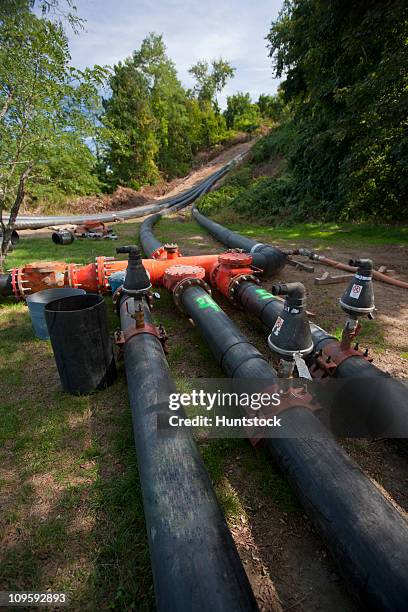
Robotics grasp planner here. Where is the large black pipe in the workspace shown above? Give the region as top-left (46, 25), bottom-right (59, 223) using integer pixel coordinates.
top-left (0, 273), bottom-right (12, 297)
top-left (139, 164), bottom-right (232, 258)
top-left (9, 158), bottom-right (236, 230)
top-left (119, 294), bottom-right (258, 612)
top-left (192, 206), bottom-right (287, 275)
top-left (188, 209), bottom-right (407, 407)
top-left (235, 281), bottom-right (408, 436)
top-left (139, 213), bottom-right (163, 258)
top-left (178, 284), bottom-right (408, 611)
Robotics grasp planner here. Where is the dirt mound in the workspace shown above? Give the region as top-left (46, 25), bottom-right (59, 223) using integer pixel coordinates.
top-left (62, 187), bottom-right (150, 214)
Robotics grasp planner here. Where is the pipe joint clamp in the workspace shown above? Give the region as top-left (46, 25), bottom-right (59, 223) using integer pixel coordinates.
top-left (173, 277), bottom-right (211, 313)
top-left (228, 274), bottom-right (260, 301)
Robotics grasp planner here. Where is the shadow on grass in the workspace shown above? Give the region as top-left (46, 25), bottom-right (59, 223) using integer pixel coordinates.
top-left (0, 300), bottom-right (154, 610)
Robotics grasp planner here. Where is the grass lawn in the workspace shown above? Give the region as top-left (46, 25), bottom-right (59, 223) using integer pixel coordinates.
top-left (1, 219), bottom-right (298, 610)
top-left (219, 220), bottom-right (408, 247)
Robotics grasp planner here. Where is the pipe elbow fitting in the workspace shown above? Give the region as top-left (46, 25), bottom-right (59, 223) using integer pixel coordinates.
top-left (272, 281), bottom-right (306, 302)
top-left (349, 258), bottom-right (373, 276)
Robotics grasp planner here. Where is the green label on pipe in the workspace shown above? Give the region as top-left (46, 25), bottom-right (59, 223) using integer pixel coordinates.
top-left (255, 288), bottom-right (276, 300)
top-left (196, 295), bottom-right (221, 312)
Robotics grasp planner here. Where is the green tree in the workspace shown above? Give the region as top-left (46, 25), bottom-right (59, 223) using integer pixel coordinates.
top-left (267, 0), bottom-right (408, 220)
top-left (102, 33), bottom-right (197, 188)
top-left (224, 92), bottom-right (252, 129)
top-left (257, 92), bottom-right (286, 123)
top-left (29, 132), bottom-right (101, 205)
top-left (0, 4), bottom-right (104, 262)
top-left (189, 58), bottom-right (235, 109)
top-left (224, 92), bottom-right (261, 132)
top-left (102, 35), bottom-right (236, 188)
top-left (101, 59), bottom-right (159, 190)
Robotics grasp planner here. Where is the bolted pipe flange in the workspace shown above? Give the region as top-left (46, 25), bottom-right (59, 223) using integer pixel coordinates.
top-left (218, 251), bottom-right (253, 267)
top-left (151, 245), bottom-right (166, 260)
top-left (67, 263), bottom-right (81, 289)
top-left (95, 255), bottom-right (112, 292)
top-left (163, 264), bottom-right (206, 291)
top-left (228, 274), bottom-right (260, 301)
top-left (173, 276), bottom-right (211, 313)
top-left (10, 268), bottom-right (27, 299)
top-left (309, 340), bottom-right (374, 379)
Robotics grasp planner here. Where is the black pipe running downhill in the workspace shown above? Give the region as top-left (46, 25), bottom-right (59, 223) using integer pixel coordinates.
top-left (234, 280), bottom-right (408, 437)
top-left (177, 284), bottom-right (408, 611)
top-left (7, 158), bottom-right (236, 230)
top-left (139, 163), bottom-right (232, 258)
top-left (119, 294), bottom-right (258, 612)
top-left (192, 205), bottom-right (288, 275)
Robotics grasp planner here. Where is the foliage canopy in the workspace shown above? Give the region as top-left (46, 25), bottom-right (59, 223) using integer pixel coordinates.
top-left (0, 3), bottom-right (104, 258)
top-left (265, 0), bottom-right (408, 221)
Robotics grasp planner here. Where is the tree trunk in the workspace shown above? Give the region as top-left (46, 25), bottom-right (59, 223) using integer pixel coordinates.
top-left (0, 163), bottom-right (32, 271)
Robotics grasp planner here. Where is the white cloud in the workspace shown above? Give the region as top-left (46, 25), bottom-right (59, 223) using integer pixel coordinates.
top-left (68, 0), bottom-right (283, 107)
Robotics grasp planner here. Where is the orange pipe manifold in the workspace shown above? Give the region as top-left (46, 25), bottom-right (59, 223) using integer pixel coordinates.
top-left (10, 250), bottom-right (263, 299)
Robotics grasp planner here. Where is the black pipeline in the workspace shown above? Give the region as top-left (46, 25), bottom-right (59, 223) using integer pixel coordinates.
top-left (139, 164), bottom-right (231, 259)
top-left (0, 273), bottom-right (12, 297)
top-left (119, 294), bottom-right (258, 612)
top-left (192, 206), bottom-right (287, 275)
top-left (9, 158), bottom-right (234, 230)
top-left (190, 210), bottom-right (408, 430)
top-left (234, 281), bottom-right (408, 436)
top-left (140, 213), bottom-right (163, 258)
top-left (176, 284), bottom-right (408, 610)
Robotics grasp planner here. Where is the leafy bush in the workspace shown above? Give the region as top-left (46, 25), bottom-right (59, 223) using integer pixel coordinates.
top-left (198, 159), bottom-right (301, 224)
top-left (266, 0), bottom-right (408, 221)
top-left (250, 122), bottom-right (295, 164)
top-left (230, 175), bottom-right (297, 223)
top-left (198, 166), bottom-right (251, 216)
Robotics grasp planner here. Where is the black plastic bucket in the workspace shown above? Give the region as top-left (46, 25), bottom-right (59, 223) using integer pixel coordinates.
top-left (45, 293), bottom-right (116, 395)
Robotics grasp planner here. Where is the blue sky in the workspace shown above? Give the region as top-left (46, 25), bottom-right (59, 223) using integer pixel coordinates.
top-left (68, 0), bottom-right (284, 108)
